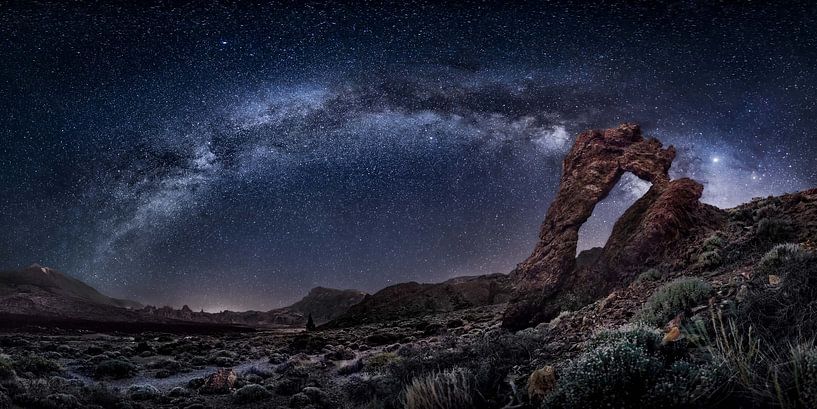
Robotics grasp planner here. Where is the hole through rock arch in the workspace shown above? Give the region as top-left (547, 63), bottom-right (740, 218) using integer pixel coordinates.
top-left (576, 172), bottom-right (652, 255)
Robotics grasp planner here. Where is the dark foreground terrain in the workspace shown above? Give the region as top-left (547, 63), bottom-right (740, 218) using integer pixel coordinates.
top-left (1, 125), bottom-right (816, 409)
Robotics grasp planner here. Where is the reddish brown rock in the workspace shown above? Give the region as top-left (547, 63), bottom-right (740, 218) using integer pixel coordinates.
top-left (201, 368), bottom-right (237, 394)
top-left (503, 124), bottom-right (721, 329)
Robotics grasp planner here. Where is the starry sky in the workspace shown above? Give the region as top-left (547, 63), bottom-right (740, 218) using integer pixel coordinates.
top-left (1, 1), bottom-right (815, 311)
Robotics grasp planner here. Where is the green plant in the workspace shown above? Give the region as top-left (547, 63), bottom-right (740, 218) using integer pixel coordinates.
top-left (365, 353), bottom-right (401, 373)
top-left (635, 268), bottom-right (662, 283)
top-left (12, 355), bottom-right (60, 377)
top-left (404, 368), bottom-right (476, 409)
top-left (233, 384), bottom-right (272, 403)
top-left (756, 217), bottom-right (793, 243)
top-left (696, 250), bottom-right (723, 269)
top-left (544, 327), bottom-right (719, 409)
top-left (757, 243), bottom-right (807, 274)
top-left (93, 359), bottom-right (137, 380)
top-left (742, 249), bottom-right (817, 337)
top-left (636, 278), bottom-right (712, 327)
top-left (0, 356), bottom-right (15, 381)
top-left (702, 234), bottom-right (725, 251)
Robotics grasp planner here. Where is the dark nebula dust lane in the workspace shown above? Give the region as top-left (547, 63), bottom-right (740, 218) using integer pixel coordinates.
top-left (0, 2), bottom-right (815, 311)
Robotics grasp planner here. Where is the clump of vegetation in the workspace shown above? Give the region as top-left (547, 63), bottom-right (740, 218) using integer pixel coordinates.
top-left (337, 359), bottom-right (364, 375)
top-left (128, 384), bottom-right (159, 401)
top-left (757, 243), bottom-right (808, 274)
top-left (365, 352), bottom-right (400, 373)
top-left (404, 368), bottom-right (476, 409)
top-left (94, 359), bottom-right (137, 380)
top-left (636, 277), bottom-right (712, 327)
top-left (635, 268), bottom-right (662, 283)
top-left (12, 355), bottom-right (60, 377)
top-left (755, 217), bottom-right (793, 243)
top-left (742, 246), bottom-right (817, 337)
top-left (86, 383), bottom-right (124, 407)
top-left (706, 316), bottom-right (817, 408)
top-left (702, 233), bottom-right (725, 251)
top-left (544, 327), bottom-right (722, 409)
top-left (696, 250), bottom-right (723, 269)
top-left (233, 384), bottom-right (272, 403)
top-left (0, 356), bottom-right (15, 380)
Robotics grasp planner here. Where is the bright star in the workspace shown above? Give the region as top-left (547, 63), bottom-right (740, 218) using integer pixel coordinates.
top-left (712, 157), bottom-right (720, 163)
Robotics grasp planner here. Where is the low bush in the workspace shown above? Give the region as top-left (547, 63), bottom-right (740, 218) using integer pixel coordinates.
top-left (756, 217), bottom-right (793, 243)
top-left (702, 234), bottom-right (725, 251)
top-left (544, 327), bottom-right (722, 409)
top-left (94, 359), bottom-right (137, 380)
top-left (365, 353), bottom-right (400, 373)
top-left (696, 250), bottom-right (722, 269)
top-left (636, 278), bottom-right (712, 327)
top-left (12, 355), bottom-right (60, 377)
top-left (233, 384), bottom-right (272, 404)
top-left (404, 368), bottom-right (476, 409)
top-left (0, 357), bottom-right (15, 381)
top-left (635, 268), bottom-right (662, 283)
top-left (742, 247), bottom-right (817, 337)
top-left (757, 243), bottom-right (808, 274)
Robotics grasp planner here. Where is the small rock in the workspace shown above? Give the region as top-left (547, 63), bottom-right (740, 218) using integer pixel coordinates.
top-left (201, 368), bottom-right (237, 394)
top-left (769, 275), bottom-right (781, 285)
top-left (528, 365), bottom-right (557, 401)
top-left (662, 327), bottom-right (682, 344)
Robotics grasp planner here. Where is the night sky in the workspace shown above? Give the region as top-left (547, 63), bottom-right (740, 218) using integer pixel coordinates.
top-left (1, 2), bottom-right (815, 311)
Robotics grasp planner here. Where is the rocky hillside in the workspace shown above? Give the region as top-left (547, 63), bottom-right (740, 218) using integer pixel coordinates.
top-left (326, 273), bottom-right (513, 327)
top-left (287, 286), bottom-right (367, 324)
top-left (0, 266), bottom-right (365, 329)
top-left (0, 264), bottom-right (142, 309)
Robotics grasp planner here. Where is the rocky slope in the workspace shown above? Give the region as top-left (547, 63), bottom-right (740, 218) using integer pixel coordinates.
top-left (287, 286), bottom-right (367, 324)
top-left (325, 273), bottom-right (513, 327)
top-left (0, 264), bottom-right (142, 309)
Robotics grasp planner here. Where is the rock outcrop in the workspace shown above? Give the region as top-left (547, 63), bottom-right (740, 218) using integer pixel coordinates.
top-left (326, 273), bottom-right (513, 328)
top-left (503, 124), bottom-right (723, 329)
top-left (287, 287), bottom-right (367, 324)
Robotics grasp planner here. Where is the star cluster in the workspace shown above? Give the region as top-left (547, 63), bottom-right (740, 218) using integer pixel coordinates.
top-left (0, 2), bottom-right (815, 311)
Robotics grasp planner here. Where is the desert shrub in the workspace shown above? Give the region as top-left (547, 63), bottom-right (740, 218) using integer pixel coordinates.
top-left (13, 355), bottom-right (60, 377)
top-left (0, 357), bottom-right (15, 381)
top-left (338, 359), bottom-right (364, 375)
top-left (742, 249), bottom-right (817, 337)
top-left (128, 384), bottom-right (159, 401)
top-left (404, 368), bottom-right (476, 409)
top-left (233, 384), bottom-right (271, 403)
top-left (545, 327), bottom-right (722, 409)
top-left (85, 383), bottom-right (123, 407)
top-left (365, 353), bottom-right (400, 373)
top-left (353, 330), bottom-right (540, 409)
top-left (756, 217), bottom-right (793, 243)
top-left (757, 243), bottom-right (807, 274)
top-left (636, 278), bottom-right (712, 327)
top-left (0, 391), bottom-right (9, 409)
top-left (94, 359), bottom-right (137, 379)
top-left (635, 268), bottom-right (662, 283)
top-left (705, 316), bottom-right (817, 408)
top-left (788, 343), bottom-right (817, 407)
top-left (644, 360), bottom-right (724, 408)
top-left (696, 250), bottom-right (722, 269)
top-left (702, 234), bottom-right (725, 251)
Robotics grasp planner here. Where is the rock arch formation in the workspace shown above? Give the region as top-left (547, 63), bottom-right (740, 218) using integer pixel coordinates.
top-left (503, 124), bottom-right (718, 329)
